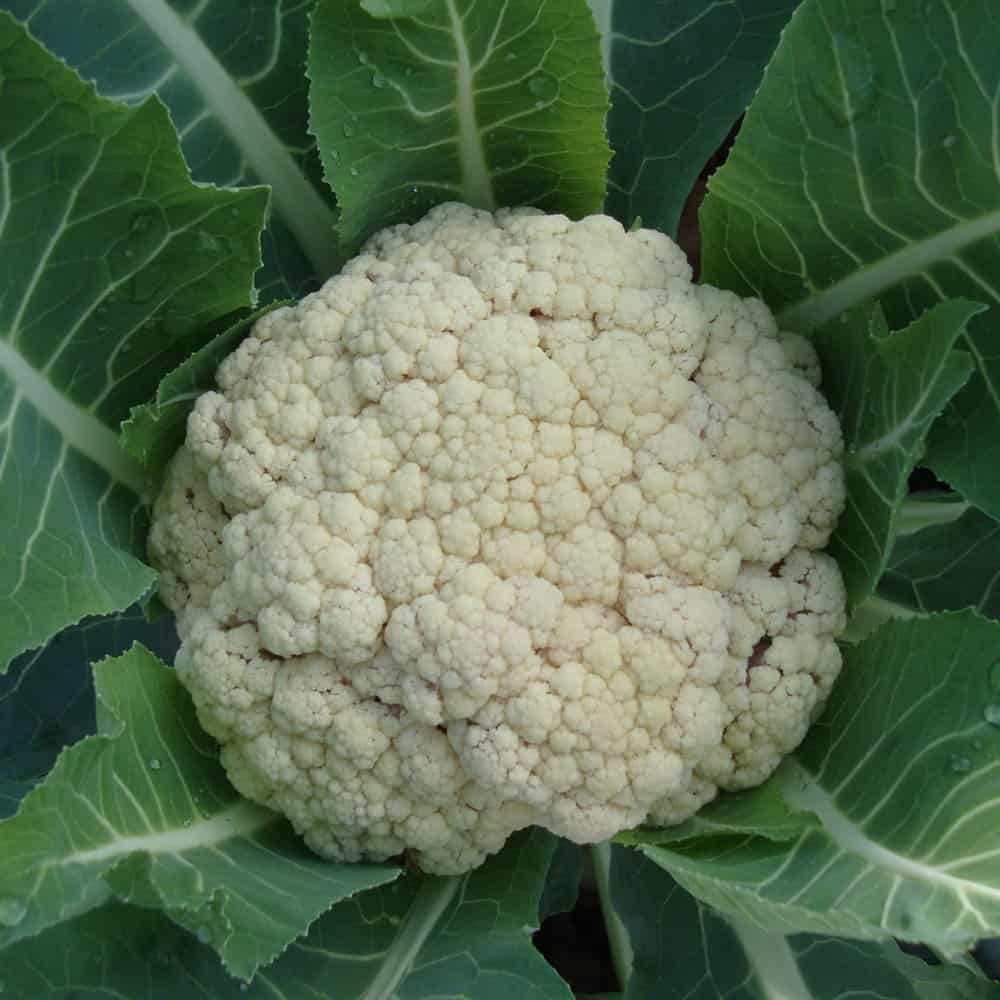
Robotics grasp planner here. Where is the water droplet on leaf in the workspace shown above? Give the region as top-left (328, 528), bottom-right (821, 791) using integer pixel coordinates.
top-left (527, 72), bottom-right (558, 103)
top-left (950, 755), bottom-right (971, 773)
top-left (343, 122), bottom-right (355, 137)
top-left (984, 704), bottom-right (1000, 727)
top-left (372, 69), bottom-right (386, 88)
top-left (0, 899), bottom-right (26, 927)
top-left (350, 167), bottom-right (358, 176)
top-left (149, 758), bottom-right (162, 771)
top-left (197, 927), bottom-right (211, 944)
top-left (943, 134), bottom-right (957, 148)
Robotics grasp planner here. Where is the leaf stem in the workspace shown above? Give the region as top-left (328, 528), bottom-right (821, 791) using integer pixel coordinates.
top-left (590, 842), bottom-right (633, 992)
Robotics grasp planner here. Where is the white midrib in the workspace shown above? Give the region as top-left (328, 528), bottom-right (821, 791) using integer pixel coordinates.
top-left (61, 800), bottom-right (272, 866)
top-left (359, 875), bottom-right (462, 1000)
top-left (777, 207), bottom-right (1000, 332)
top-left (781, 761), bottom-right (1000, 902)
top-left (445, 0), bottom-right (496, 211)
top-left (126, 0), bottom-right (340, 278)
top-left (0, 337), bottom-right (146, 497)
top-left (726, 914), bottom-right (813, 1000)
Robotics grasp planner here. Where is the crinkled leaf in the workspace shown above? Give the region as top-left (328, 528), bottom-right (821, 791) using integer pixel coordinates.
top-left (611, 845), bottom-right (997, 999)
top-left (1, 830), bottom-right (571, 999)
top-left (0, 13), bottom-right (267, 671)
top-left (5, 0), bottom-right (338, 300)
top-left (593, 0), bottom-right (798, 236)
top-left (0, 645), bottom-right (399, 979)
top-left (879, 504), bottom-right (1000, 622)
top-left (639, 613), bottom-right (1000, 957)
top-left (699, 0), bottom-right (1000, 521)
top-left (308, 0), bottom-right (611, 255)
top-left (814, 301), bottom-right (976, 609)
top-left (120, 302), bottom-right (288, 490)
top-left (0, 607), bottom-right (178, 819)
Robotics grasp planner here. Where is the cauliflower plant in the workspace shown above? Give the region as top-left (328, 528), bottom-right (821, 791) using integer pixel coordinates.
top-left (150, 203), bottom-right (847, 875)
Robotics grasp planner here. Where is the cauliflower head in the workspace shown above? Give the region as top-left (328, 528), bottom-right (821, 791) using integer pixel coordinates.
top-left (150, 202), bottom-right (847, 875)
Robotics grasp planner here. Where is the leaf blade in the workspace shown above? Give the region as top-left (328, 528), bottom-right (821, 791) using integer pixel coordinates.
top-left (308, 0), bottom-right (611, 254)
top-left (0, 13), bottom-right (267, 670)
top-left (0, 645), bottom-right (399, 979)
top-left (698, 0), bottom-right (1000, 519)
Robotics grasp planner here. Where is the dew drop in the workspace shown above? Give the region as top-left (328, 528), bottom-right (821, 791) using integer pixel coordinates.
top-left (129, 211), bottom-right (154, 235)
top-left (350, 167), bottom-right (359, 176)
top-left (527, 72), bottom-right (558, 103)
top-left (506, 51), bottom-right (517, 61)
top-left (984, 704), bottom-right (1000, 727)
top-left (123, 248), bottom-right (134, 259)
top-left (0, 899), bottom-right (26, 928)
top-left (358, 50), bottom-right (369, 64)
top-left (949, 755), bottom-right (972, 773)
top-left (405, 66), bottom-right (415, 76)
top-left (372, 69), bottom-right (386, 88)
top-left (943, 134), bottom-right (957, 149)
top-left (343, 122), bottom-right (355, 137)
top-left (973, 739), bottom-right (984, 750)
top-left (534, 100), bottom-right (544, 110)
top-left (197, 927), bottom-right (211, 944)
top-left (149, 758), bottom-right (162, 771)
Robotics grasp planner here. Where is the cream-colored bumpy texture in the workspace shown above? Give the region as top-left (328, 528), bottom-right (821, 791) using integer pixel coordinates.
top-left (150, 203), bottom-right (847, 874)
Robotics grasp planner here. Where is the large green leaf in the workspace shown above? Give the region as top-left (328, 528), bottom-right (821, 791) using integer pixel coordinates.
top-left (1, 830), bottom-right (571, 998)
top-left (4, 0), bottom-right (338, 300)
top-left (308, 0), bottom-right (611, 255)
top-left (878, 502), bottom-right (1000, 623)
top-left (610, 846), bottom-right (996, 999)
top-left (591, 0), bottom-right (798, 236)
top-left (0, 645), bottom-right (399, 980)
top-left (635, 613), bottom-right (1000, 956)
top-left (0, 14), bottom-right (267, 671)
top-left (814, 301), bottom-right (976, 609)
top-left (0, 607), bottom-right (178, 819)
top-left (699, 0), bottom-right (1000, 521)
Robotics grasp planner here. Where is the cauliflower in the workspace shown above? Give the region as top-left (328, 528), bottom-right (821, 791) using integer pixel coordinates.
top-left (149, 203), bottom-right (847, 874)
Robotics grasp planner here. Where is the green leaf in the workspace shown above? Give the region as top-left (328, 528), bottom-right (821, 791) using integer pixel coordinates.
top-left (617, 776), bottom-right (817, 848)
top-left (308, 0), bottom-right (611, 255)
top-left (698, 0), bottom-right (1000, 521)
top-left (538, 837), bottom-right (583, 922)
top-left (2, 830), bottom-right (571, 998)
top-left (611, 846), bottom-right (997, 999)
top-left (595, 0), bottom-right (798, 236)
top-left (4, 0), bottom-right (338, 300)
top-left (639, 612), bottom-right (1000, 956)
top-left (879, 504), bottom-right (1000, 622)
top-left (0, 645), bottom-right (399, 979)
top-left (120, 302), bottom-right (287, 490)
top-left (0, 607), bottom-right (178, 819)
top-left (0, 14), bottom-right (267, 671)
top-left (814, 301), bottom-right (977, 609)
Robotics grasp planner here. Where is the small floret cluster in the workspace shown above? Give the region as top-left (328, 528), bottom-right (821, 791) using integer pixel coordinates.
top-left (150, 203), bottom-right (846, 874)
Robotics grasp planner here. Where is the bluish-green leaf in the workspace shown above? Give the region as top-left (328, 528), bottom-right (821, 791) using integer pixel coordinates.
top-left (813, 301), bottom-right (977, 609)
top-left (639, 612), bottom-right (1000, 956)
top-left (611, 846), bottom-right (996, 999)
top-left (4, 0), bottom-right (338, 300)
top-left (0, 13), bottom-right (267, 671)
top-left (699, 0), bottom-right (1000, 521)
top-left (1, 830), bottom-right (571, 999)
top-left (879, 503), bottom-right (1000, 622)
top-left (308, 0), bottom-right (611, 255)
top-left (0, 644), bottom-right (399, 979)
top-left (0, 607), bottom-right (178, 819)
top-left (594, 0), bottom-right (798, 236)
